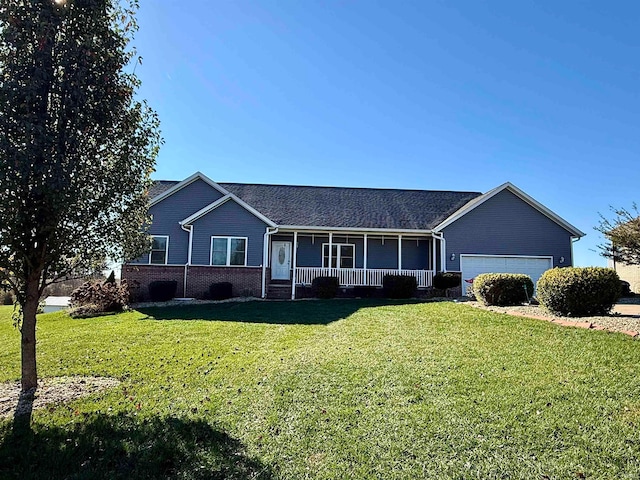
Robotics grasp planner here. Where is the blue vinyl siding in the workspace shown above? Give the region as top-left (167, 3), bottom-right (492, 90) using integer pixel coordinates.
top-left (443, 189), bottom-right (575, 271)
top-left (401, 239), bottom-right (430, 270)
top-left (293, 235), bottom-right (430, 270)
top-left (190, 199), bottom-right (268, 266)
top-left (131, 179), bottom-right (224, 264)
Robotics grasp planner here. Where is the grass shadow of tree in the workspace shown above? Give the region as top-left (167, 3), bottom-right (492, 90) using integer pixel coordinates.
top-left (0, 413), bottom-right (273, 479)
top-left (137, 298), bottom-right (426, 325)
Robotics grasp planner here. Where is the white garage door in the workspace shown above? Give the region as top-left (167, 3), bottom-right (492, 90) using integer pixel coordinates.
top-left (460, 255), bottom-right (553, 295)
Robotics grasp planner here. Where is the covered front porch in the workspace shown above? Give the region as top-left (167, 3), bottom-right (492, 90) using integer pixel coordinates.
top-left (263, 228), bottom-right (445, 299)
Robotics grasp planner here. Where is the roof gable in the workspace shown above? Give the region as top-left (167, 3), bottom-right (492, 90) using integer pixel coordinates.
top-left (149, 172), bottom-right (229, 206)
top-left (180, 194), bottom-right (276, 228)
top-left (433, 182), bottom-right (585, 238)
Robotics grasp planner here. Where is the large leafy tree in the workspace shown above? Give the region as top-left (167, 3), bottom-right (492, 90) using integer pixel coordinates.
top-left (0, 0), bottom-right (160, 392)
top-left (596, 205), bottom-right (640, 266)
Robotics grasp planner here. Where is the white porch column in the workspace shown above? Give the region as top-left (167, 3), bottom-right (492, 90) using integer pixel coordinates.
top-left (328, 232), bottom-right (333, 272)
top-left (363, 233), bottom-right (368, 284)
top-left (398, 234), bottom-right (402, 271)
top-left (291, 231), bottom-right (298, 300)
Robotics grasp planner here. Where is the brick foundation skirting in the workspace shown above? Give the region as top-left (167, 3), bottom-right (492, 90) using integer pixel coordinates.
top-left (122, 264), bottom-right (263, 301)
top-left (185, 266), bottom-right (262, 299)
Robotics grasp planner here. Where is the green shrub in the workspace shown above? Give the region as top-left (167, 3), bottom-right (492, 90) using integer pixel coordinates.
top-left (474, 273), bottom-right (534, 306)
top-left (311, 276), bottom-right (339, 299)
top-left (1, 291), bottom-right (14, 305)
top-left (536, 267), bottom-right (620, 316)
top-left (433, 272), bottom-right (461, 291)
top-left (465, 281), bottom-right (476, 300)
top-left (148, 280), bottom-right (178, 302)
top-left (69, 280), bottom-right (129, 317)
top-left (209, 282), bottom-right (233, 300)
top-left (383, 275), bottom-right (417, 299)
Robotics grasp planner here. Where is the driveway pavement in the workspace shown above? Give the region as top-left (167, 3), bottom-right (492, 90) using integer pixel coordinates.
top-left (612, 303), bottom-right (640, 317)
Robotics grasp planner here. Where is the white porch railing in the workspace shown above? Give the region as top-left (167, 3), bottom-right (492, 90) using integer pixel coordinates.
top-left (295, 267), bottom-right (434, 288)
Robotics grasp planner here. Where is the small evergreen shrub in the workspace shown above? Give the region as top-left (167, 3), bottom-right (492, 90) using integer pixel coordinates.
top-left (70, 280), bottom-right (129, 317)
top-left (465, 281), bottom-right (476, 300)
top-left (210, 282), bottom-right (233, 300)
top-left (1, 291), bottom-right (14, 305)
top-left (474, 273), bottom-right (534, 306)
top-left (312, 276), bottom-right (339, 299)
top-left (433, 272), bottom-right (461, 291)
top-left (383, 275), bottom-right (417, 299)
top-left (536, 267), bottom-right (620, 316)
top-left (148, 280), bottom-right (177, 302)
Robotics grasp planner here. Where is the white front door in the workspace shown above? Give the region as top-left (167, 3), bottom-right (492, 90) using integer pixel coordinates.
top-left (271, 241), bottom-right (292, 280)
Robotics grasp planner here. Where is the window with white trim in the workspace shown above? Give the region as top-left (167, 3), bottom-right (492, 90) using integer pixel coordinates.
top-left (210, 237), bottom-right (247, 266)
top-left (322, 243), bottom-right (355, 268)
top-left (150, 236), bottom-right (169, 264)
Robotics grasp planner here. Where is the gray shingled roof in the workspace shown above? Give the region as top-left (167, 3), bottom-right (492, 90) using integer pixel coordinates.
top-left (149, 180), bottom-right (482, 230)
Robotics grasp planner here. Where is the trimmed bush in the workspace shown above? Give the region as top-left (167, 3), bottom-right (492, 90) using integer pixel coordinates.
top-left (148, 280), bottom-right (177, 302)
top-left (465, 281), bottom-right (476, 300)
top-left (474, 273), bottom-right (534, 306)
top-left (312, 276), bottom-right (339, 299)
top-left (383, 275), bottom-right (417, 299)
top-left (536, 267), bottom-right (620, 316)
top-left (69, 280), bottom-right (129, 317)
top-left (210, 282), bottom-right (233, 300)
top-left (433, 272), bottom-right (461, 291)
top-left (1, 291), bottom-right (14, 305)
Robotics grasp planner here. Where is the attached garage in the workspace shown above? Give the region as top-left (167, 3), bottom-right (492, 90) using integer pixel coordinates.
top-left (460, 254), bottom-right (553, 295)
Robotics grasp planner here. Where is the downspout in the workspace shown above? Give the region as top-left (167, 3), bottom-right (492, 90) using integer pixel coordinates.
top-left (432, 232), bottom-right (446, 273)
top-left (262, 226), bottom-right (279, 298)
top-left (180, 223), bottom-right (193, 297)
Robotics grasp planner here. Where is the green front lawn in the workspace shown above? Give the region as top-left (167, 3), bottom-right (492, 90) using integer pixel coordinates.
top-left (0, 300), bottom-right (638, 479)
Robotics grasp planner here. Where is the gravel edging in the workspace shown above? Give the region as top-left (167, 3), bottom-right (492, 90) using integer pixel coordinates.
top-left (467, 301), bottom-right (640, 337)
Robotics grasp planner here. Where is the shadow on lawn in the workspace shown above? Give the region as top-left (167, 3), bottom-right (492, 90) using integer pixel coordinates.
top-left (138, 298), bottom-right (426, 325)
top-left (0, 413), bottom-right (273, 480)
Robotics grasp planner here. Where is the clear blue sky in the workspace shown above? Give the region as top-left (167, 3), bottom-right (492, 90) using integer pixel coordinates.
top-left (132, 1), bottom-right (640, 267)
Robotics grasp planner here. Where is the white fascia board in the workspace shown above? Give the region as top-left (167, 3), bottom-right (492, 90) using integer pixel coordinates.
top-left (180, 194), bottom-right (277, 228)
top-left (149, 171), bottom-right (230, 206)
top-left (432, 182), bottom-right (586, 238)
top-left (277, 225), bottom-right (434, 235)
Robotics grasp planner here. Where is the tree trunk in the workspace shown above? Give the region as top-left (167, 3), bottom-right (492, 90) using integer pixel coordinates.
top-left (20, 276), bottom-right (40, 393)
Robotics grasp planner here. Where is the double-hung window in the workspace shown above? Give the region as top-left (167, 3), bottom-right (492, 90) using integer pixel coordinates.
top-left (211, 237), bottom-right (247, 266)
top-left (150, 236), bottom-right (169, 264)
top-left (322, 243), bottom-right (355, 268)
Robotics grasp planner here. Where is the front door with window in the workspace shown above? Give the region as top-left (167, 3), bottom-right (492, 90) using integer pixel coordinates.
top-left (271, 241), bottom-right (292, 280)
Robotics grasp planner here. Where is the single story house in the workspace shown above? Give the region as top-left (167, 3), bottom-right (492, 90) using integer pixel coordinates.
top-left (122, 172), bottom-right (585, 299)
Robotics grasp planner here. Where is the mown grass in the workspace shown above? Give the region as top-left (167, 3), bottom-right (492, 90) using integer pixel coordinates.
top-left (0, 299), bottom-right (639, 479)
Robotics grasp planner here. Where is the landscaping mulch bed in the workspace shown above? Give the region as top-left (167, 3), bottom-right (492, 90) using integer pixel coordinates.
top-left (468, 301), bottom-right (640, 337)
top-left (0, 376), bottom-right (120, 418)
